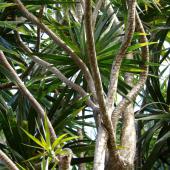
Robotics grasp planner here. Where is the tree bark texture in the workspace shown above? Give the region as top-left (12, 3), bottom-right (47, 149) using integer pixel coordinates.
top-left (0, 150), bottom-right (19, 170)
top-left (9, 0), bottom-right (150, 170)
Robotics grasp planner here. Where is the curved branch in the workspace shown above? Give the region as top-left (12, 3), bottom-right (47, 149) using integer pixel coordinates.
top-left (111, 10), bottom-right (149, 129)
top-left (0, 51), bottom-right (57, 142)
top-left (107, 0), bottom-right (136, 115)
top-left (0, 150), bottom-right (19, 170)
top-left (12, 0), bottom-right (96, 99)
top-left (15, 32), bottom-right (98, 112)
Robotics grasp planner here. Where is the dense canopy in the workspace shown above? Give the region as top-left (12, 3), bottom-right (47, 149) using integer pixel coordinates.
top-left (0, 0), bottom-right (170, 169)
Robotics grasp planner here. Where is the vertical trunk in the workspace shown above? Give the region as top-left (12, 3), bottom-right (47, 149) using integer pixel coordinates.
top-left (93, 125), bottom-right (108, 170)
top-left (119, 54), bottom-right (136, 169)
top-left (105, 107), bottom-right (136, 170)
top-left (119, 103), bottom-right (136, 170)
top-left (106, 54), bottom-right (136, 170)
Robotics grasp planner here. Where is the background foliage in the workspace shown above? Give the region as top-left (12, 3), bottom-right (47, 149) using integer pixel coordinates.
top-left (0, 0), bottom-right (170, 169)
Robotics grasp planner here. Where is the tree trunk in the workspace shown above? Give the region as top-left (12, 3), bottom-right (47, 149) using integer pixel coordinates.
top-left (106, 54), bottom-right (136, 170)
top-left (59, 148), bottom-right (72, 170)
top-left (93, 125), bottom-right (108, 170)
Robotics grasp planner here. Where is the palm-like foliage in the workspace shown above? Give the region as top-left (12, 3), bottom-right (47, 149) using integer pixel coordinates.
top-left (0, 0), bottom-right (170, 169)
top-left (135, 2), bottom-right (170, 169)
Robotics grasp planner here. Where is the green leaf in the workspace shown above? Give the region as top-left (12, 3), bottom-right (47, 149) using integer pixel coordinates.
top-left (0, 3), bottom-right (15, 10)
top-left (54, 148), bottom-right (63, 155)
top-left (136, 114), bottom-right (170, 120)
top-left (21, 0), bottom-right (76, 5)
top-left (52, 134), bottom-right (68, 149)
top-left (44, 113), bottom-right (51, 147)
top-left (40, 135), bottom-right (48, 150)
top-left (134, 32), bottom-right (150, 36)
top-left (0, 44), bottom-right (19, 56)
top-left (60, 136), bottom-right (79, 144)
top-left (41, 156), bottom-right (46, 170)
top-left (22, 128), bottom-right (45, 149)
top-left (25, 152), bottom-right (46, 162)
top-left (16, 163), bottom-right (27, 170)
top-left (115, 145), bottom-right (127, 150)
top-left (0, 21), bottom-right (23, 30)
top-left (121, 66), bottom-right (144, 73)
top-left (127, 42), bottom-right (158, 51)
top-left (22, 143), bottom-right (43, 150)
top-left (142, 131), bottom-right (170, 170)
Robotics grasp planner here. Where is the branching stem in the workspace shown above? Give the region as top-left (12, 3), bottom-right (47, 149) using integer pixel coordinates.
top-left (111, 10), bottom-right (149, 128)
top-left (107, 0), bottom-right (136, 115)
top-left (12, 0), bottom-right (96, 99)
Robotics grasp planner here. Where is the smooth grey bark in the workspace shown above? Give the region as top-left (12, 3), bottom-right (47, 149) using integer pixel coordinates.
top-left (106, 7), bottom-right (149, 170)
top-left (85, 1), bottom-right (121, 169)
top-left (85, 0), bottom-right (106, 115)
top-left (93, 124), bottom-right (108, 170)
top-left (85, 2), bottom-right (112, 169)
top-left (105, 1), bottom-right (136, 169)
top-left (92, 1), bottom-right (123, 169)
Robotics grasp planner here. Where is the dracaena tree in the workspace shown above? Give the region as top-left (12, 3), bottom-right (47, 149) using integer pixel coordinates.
top-left (0, 0), bottom-right (169, 169)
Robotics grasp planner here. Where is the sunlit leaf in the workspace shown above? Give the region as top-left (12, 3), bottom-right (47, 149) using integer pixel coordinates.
top-left (128, 42), bottom-right (158, 51)
top-left (22, 128), bottom-right (45, 148)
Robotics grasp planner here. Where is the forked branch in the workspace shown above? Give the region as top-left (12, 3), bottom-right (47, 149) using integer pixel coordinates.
top-left (111, 10), bottom-right (149, 130)
top-left (107, 0), bottom-right (136, 115)
top-left (84, 0), bottom-right (117, 154)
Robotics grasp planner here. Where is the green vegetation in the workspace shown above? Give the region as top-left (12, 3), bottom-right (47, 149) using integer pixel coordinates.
top-left (0, 0), bottom-right (170, 169)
